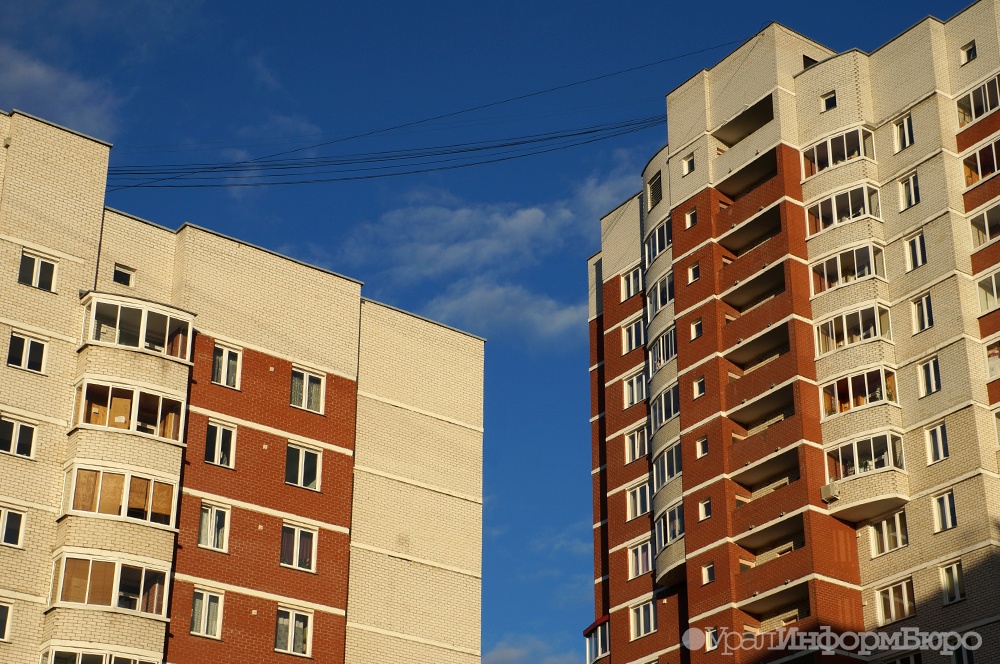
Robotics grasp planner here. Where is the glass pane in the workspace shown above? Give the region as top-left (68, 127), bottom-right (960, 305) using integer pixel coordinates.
top-left (219, 427), bottom-right (232, 466)
top-left (840, 445), bottom-right (856, 477)
top-left (226, 351), bottom-right (238, 387)
top-left (13, 422), bottom-right (31, 457)
top-left (93, 302), bottom-right (118, 342)
top-left (3, 511), bottom-right (21, 544)
top-left (118, 307), bottom-right (142, 347)
top-left (816, 142), bottom-right (829, 171)
top-left (302, 451), bottom-right (318, 490)
top-left (293, 613), bottom-right (309, 654)
top-left (26, 340), bottom-right (44, 372)
top-left (5, 334), bottom-right (24, 366)
top-left (206, 594), bottom-right (220, 637)
top-left (53, 653), bottom-right (77, 664)
top-left (307, 375), bottom-right (322, 411)
top-left (17, 254), bottom-right (34, 286)
top-left (84, 384), bottom-right (110, 426)
top-left (0, 419), bottom-right (11, 453)
top-left (199, 506), bottom-right (211, 546)
top-left (144, 311), bottom-right (168, 352)
top-left (291, 371), bottom-right (304, 407)
top-left (819, 198), bottom-right (833, 229)
top-left (845, 130), bottom-right (861, 159)
top-left (214, 509), bottom-right (226, 548)
top-left (167, 318), bottom-right (189, 359)
top-left (98, 473), bottom-right (125, 516)
top-left (159, 398), bottom-right (181, 439)
top-left (205, 424), bottom-right (218, 463)
top-left (88, 560), bottom-right (115, 606)
top-left (298, 530), bottom-right (314, 569)
top-left (988, 206), bottom-right (1000, 241)
top-left (117, 565), bottom-right (142, 610)
top-left (126, 477), bottom-right (151, 520)
top-left (37, 260), bottom-right (54, 291)
top-left (831, 134), bottom-right (847, 164)
top-left (191, 590), bottom-right (204, 633)
top-left (285, 446), bottom-right (300, 485)
top-left (80, 656), bottom-right (103, 664)
top-left (150, 482), bottom-right (173, 525)
top-left (108, 387), bottom-right (133, 429)
top-left (275, 610), bottom-right (290, 651)
top-left (868, 187), bottom-right (880, 217)
top-left (141, 570), bottom-right (165, 614)
top-left (281, 526), bottom-right (296, 565)
top-left (845, 312), bottom-right (862, 344)
top-left (136, 392), bottom-right (159, 435)
top-left (61, 558), bottom-right (90, 603)
top-left (73, 469), bottom-right (100, 512)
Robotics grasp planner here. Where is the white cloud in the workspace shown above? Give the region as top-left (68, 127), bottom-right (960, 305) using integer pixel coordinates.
top-left (484, 636), bottom-right (577, 664)
top-left (530, 522), bottom-right (592, 557)
top-left (0, 42), bottom-right (120, 139)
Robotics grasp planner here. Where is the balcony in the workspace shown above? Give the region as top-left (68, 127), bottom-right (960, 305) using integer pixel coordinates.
top-left (721, 263), bottom-right (785, 315)
top-left (738, 542), bottom-right (811, 604)
top-left (719, 214), bottom-right (787, 293)
top-left (655, 535), bottom-right (685, 586)
top-left (825, 468), bottom-right (909, 523)
top-left (721, 290), bottom-right (793, 350)
top-left (731, 447), bottom-right (799, 496)
top-left (653, 474), bottom-right (683, 520)
top-left (733, 477), bottom-right (807, 543)
top-left (727, 383), bottom-right (795, 436)
top-left (713, 94), bottom-right (774, 149)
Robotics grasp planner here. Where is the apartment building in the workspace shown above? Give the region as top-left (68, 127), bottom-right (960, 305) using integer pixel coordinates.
top-left (0, 109), bottom-right (484, 664)
top-left (585, 2), bottom-right (1000, 662)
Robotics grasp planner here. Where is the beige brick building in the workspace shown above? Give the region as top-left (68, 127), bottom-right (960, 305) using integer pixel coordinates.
top-left (0, 109), bottom-right (483, 664)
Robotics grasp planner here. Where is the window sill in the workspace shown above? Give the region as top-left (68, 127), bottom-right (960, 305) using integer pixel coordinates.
top-left (0, 451), bottom-right (36, 462)
top-left (18, 283), bottom-right (58, 295)
top-left (5, 364), bottom-right (45, 377)
top-left (78, 340), bottom-right (194, 367)
top-left (211, 381), bottom-right (241, 392)
top-left (197, 544), bottom-right (229, 555)
top-left (0, 542), bottom-right (24, 551)
top-left (810, 275), bottom-right (888, 300)
top-left (279, 563), bottom-right (318, 575)
top-left (206, 461), bottom-right (237, 472)
top-left (274, 649), bottom-right (312, 659)
top-left (290, 404), bottom-right (324, 416)
top-left (284, 481), bottom-right (322, 493)
top-left (871, 544), bottom-right (908, 560)
top-left (191, 631), bottom-right (223, 641)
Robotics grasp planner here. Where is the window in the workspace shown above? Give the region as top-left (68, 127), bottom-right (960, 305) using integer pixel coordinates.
top-left (964, 134), bottom-right (1000, 187)
top-left (989, 340), bottom-right (1000, 379)
top-left (212, 344), bottom-right (241, 389)
top-left (285, 444), bottom-right (320, 490)
top-left (17, 250), bottom-right (55, 291)
top-left (687, 262), bottom-right (700, 284)
top-left (696, 437), bottom-right (708, 458)
top-left (586, 622), bottom-right (609, 662)
top-left (706, 627), bottom-right (720, 651)
top-left (6, 332), bottom-right (45, 373)
top-left (803, 127), bottom-right (874, 177)
top-left (978, 270), bottom-right (1000, 312)
top-left (806, 185), bottom-right (881, 236)
top-left (972, 200), bottom-right (1000, 247)
top-left (647, 273), bottom-right (674, 318)
top-left (652, 441), bottom-right (682, 491)
top-left (941, 561), bottom-right (965, 603)
top-left (76, 381), bottom-right (184, 440)
top-left (919, 356), bottom-right (942, 396)
top-left (649, 383), bottom-right (680, 431)
top-left (906, 233), bottom-right (927, 270)
top-left (191, 588), bottom-right (223, 638)
top-left (810, 245), bottom-right (885, 295)
top-left (690, 318), bottom-right (703, 340)
top-left (820, 368), bottom-right (897, 417)
top-left (654, 502), bottom-right (685, 551)
top-left (648, 328), bottom-right (676, 375)
top-left (693, 376), bottom-right (706, 399)
top-left (54, 556), bottom-right (167, 616)
top-left (927, 423), bottom-right (949, 463)
top-left (627, 484), bottom-right (651, 520)
top-left (290, 368), bottom-right (324, 413)
top-left (39, 652), bottom-right (157, 664)
top-left (900, 173), bottom-right (920, 208)
top-left (0, 417), bottom-right (34, 458)
top-left (954, 647), bottom-right (975, 664)
top-left (821, 91), bottom-right (837, 112)
top-left (630, 601), bottom-right (656, 639)
top-left (622, 267), bottom-right (642, 300)
top-left (961, 41), bottom-right (977, 65)
top-left (69, 468), bottom-right (175, 526)
top-left (698, 498), bottom-right (712, 520)
top-left (622, 319), bottom-right (644, 354)
top-left (0, 602), bottom-right (8, 641)
top-left (648, 171), bottom-right (663, 209)
top-left (815, 305), bottom-right (891, 355)
top-left (644, 219), bottom-right (672, 266)
top-left (275, 607), bottom-right (311, 656)
top-left (681, 153), bottom-right (695, 176)
top-left (625, 428), bottom-right (648, 464)
top-left (871, 510), bottom-right (908, 556)
top-left (205, 421), bottom-right (235, 468)
top-left (85, 297), bottom-right (191, 359)
top-left (198, 503), bottom-right (228, 551)
top-left (701, 563), bottom-right (715, 584)
top-left (826, 433), bottom-right (904, 481)
top-left (877, 578), bottom-right (915, 625)
top-left (280, 523), bottom-right (317, 571)
top-left (934, 491), bottom-right (957, 532)
top-left (0, 506), bottom-right (23, 546)
top-left (685, 208), bottom-right (697, 229)
top-left (913, 293), bottom-right (933, 332)
top-left (112, 264), bottom-right (135, 287)
top-left (629, 540), bottom-right (653, 578)
top-left (894, 115), bottom-right (915, 151)
top-left (624, 373), bottom-right (646, 409)
top-left (958, 74), bottom-right (1000, 127)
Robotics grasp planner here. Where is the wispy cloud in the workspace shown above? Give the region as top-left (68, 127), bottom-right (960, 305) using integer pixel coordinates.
top-left (530, 522), bottom-right (592, 557)
top-left (484, 636), bottom-right (577, 664)
top-left (0, 42), bottom-right (121, 139)
top-left (250, 52), bottom-right (282, 91)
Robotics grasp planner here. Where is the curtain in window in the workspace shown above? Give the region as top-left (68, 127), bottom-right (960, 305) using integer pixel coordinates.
top-left (281, 526), bottom-right (296, 566)
top-left (227, 352), bottom-right (238, 387)
top-left (275, 610), bottom-right (290, 651)
top-left (191, 590), bottom-right (204, 632)
top-left (293, 613), bottom-right (309, 654)
top-left (291, 372), bottom-right (304, 407)
top-left (298, 530), bottom-right (313, 570)
top-left (205, 593), bottom-right (220, 636)
top-left (306, 375), bottom-right (321, 411)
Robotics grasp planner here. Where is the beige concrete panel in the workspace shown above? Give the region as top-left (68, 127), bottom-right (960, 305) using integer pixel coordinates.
top-left (774, 87), bottom-right (800, 145)
top-left (0, 328), bottom-right (78, 425)
top-left (882, 155), bottom-right (958, 239)
top-left (810, 278), bottom-right (889, 321)
top-left (351, 472), bottom-right (481, 573)
top-left (805, 217), bottom-right (885, 263)
top-left (821, 403), bottom-right (902, 448)
top-left (354, 397), bottom-right (481, 498)
top-left (868, 21), bottom-right (943, 123)
top-left (599, 194), bottom-right (642, 282)
top-left (97, 211), bottom-right (177, 304)
top-left (774, 27), bottom-right (835, 90)
top-left (795, 51), bottom-right (872, 148)
top-left (75, 345), bottom-right (191, 396)
top-left (800, 159), bottom-right (879, 203)
top-left (358, 301), bottom-right (483, 428)
top-left (705, 28), bottom-right (780, 132)
top-left (0, 598), bottom-right (44, 664)
top-left (0, 505), bottom-right (57, 596)
top-left (666, 71), bottom-right (709, 157)
top-left (902, 405), bottom-right (994, 496)
top-left (945, 0), bottom-right (1000, 96)
top-left (345, 624), bottom-right (479, 664)
top-left (815, 340), bottom-right (896, 383)
top-left (0, 422), bottom-right (68, 507)
top-left (42, 607), bottom-right (166, 654)
top-left (54, 516), bottom-right (175, 563)
top-left (891, 278), bottom-right (977, 363)
top-left (642, 145), bottom-right (670, 222)
top-left (345, 547), bottom-right (480, 652)
top-left (172, 225), bottom-right (362, 378)
top-left (65, 429), bottom-right (183, 478)
top-left (873, 97), bottom-right (946, 186)
top-left (895, 338), bottom-right (987, 428)
top-left (588, 254), bottom-right (603, 320)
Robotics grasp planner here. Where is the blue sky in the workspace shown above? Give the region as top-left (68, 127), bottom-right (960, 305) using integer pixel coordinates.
top-left (0, 0), bottom-right (972, 661)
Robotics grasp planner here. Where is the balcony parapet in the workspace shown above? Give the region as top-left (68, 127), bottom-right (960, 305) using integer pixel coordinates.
top-left (654, 535), bottom-right (685, 586)
top-left (824, 468), bottom-right (909, 523)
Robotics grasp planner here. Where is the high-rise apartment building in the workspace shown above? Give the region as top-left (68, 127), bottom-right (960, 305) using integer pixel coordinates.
top-left (586, 2), bottom-right (1000, 662)
top-left (0, 110), bottom-right (484, 664)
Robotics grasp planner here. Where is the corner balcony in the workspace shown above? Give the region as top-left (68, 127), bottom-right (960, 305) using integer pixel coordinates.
top-left (655, 535), bottom-right (685, 586)
top-left (824, 468), bottom-right (909, 523)
top-left (733, 478), bottom-right (808, 543)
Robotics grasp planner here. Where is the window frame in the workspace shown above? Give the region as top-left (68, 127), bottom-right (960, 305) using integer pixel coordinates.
top-left (74, 380), bottom-right (185, 442)
top-left (628, 540), bottom-right (653, 579)
top-left (927, 422), bottom-right (949, 464)
top-left (652, 440), bottom-right (682, 491)
top-left (0, 601), bottom-right (8, 642)
top-left (0, 505), bottom-right (24, 547)
top-left (17, 250), bottom-right (56, 292)
top-left (815, 304), bottom-right (891, 356)
top-left (918, 356), bottom-right (942, 397)
top-left (197, 502), bottom-right (230, 553)
top-left (190, 587), bottom-right (224, 639)
top-left (649, 383), bottom-right (680, 431)
top-left (698, 498), bottom-right (712, 521)
top-left (280, 522), bottom-right (318, 572)
top-left (820, 368), bottom-right (897, 418)
top-left (205, 420), bottom-right (236, 469)
top-left (905, 233), bottom-right (927, 271)
top-left (625, 427), bottom-right (649, 465)
top-left (821, 91), bottom-right (837, 112)
top-left (648, 327), bottom-right (676, 376)
top-left (211, 343), bottom-right (242, 390)
top-left (6, 331), bottom-right (46, 373)
top-left (112, 264), bottom-right (135, 287)
top-left (681, 153), bottom-right (695, 176)
top-left (877, 578), bottom-right (915, 625)
top-left (83, 295), bottom-right (192, 361)
top-left (67, 466), bottom-right (176, 528)
top-left (693, 376), bottom-right (706, 399)
top-left (894, 114), bottom-right (915, 152)
top-left (701, 562), bottom-right (715, 584)
top-left (690, 318), bottom-right (703, 340)
top-left (825, 433), bottom-right (904, 482)
top-left (696, 437), bottom-right (708, 458)
top-left (706, 627), bottom-right (720, 651)
top-left (934, 491), bottom-right (957, 532)
top-left (285, 443), bottom-right (322, 491)
top-left (912, 293), bottom-right (933, 332)
top-left (957, 74), bottom-right (1000, 128)
top-left (810, 244), bottom-right (886, 296)
top-left (629, 600), bottom-right (657, 639)
top-left (586, 622), bottom-right (610, 662)
top-left (622, 318), bottom-right (644, 355)
top-left (622, 266), bottom-right (642, 301)
top-left (275, 606), bottom-right (312, 656)
top-left (627, 483), bottom-right (651, 520)
top-left (871, 510), bottom-right (908, 557)
top-left (900, 172), bottom-right (920, 209)
top-left (623, 372), bottom-right (646, 409)
top-left (647, 171), bottom-right (663, 210)
top-left (687, 262), bottom-right (700, 284)
top-left (802, 127), bottom-right (875, 178)
top-left (654, 501), bottom-right (685, 551)
top-left (647, 272), bottom-right (674, 320)
top-left (644, 219), bottom-right (672, 266)
top-left (941, 561), bottom-right (965, 604)
top-left (52, 554), bottom-right (170, 617)
top-left (970, 200), bottom-right (1000, 248)
top-left (806, 185), bottom-right (881, 237)
top-left (290, 367), bottom-right (325, 414)
top-left (0, 416), bottom-right (35, 459)
top-left (684, 208), bottom-right (697, 229)
top-left (961, 41), bottom-right (977, 65)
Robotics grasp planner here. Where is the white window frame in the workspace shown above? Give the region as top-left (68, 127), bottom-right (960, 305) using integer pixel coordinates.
top-left (622, 318), bottom-right (644, 354)
top-left (0, 416), bottom-right (35, 459)
top-left (625, 427), bottom-right (648, 465)
top-left (6, 332), bottom-right (46, 373)
top-left (290, 367), bottom-right (325, 414)
top-left (820, 368), bottom-right (897, 418)
top-left (644, 219), bottom-right (672, 266)
top-left (652, 440), bottom-right (682, 492)
top-left (630, 600), bottom-right (657, 639)
top-left (802, 127), bottom-right (874, 178)
top-left (877, 578), bottom-right (915, 625)
top-left (958, 74), bottom-right (1000, 127)
top-left (706, 627), bottom-right (720, 651)
top-left (649, 383), bottom-right (679, 431)
top-left (622, 266), bottom-right (642, 301)
top-left (826, 433), bottom-right (904, 481)
top-left (67, 466), bottom-right (176, 527)
top-left (112, 263), bottom-right (135, 287)
top-left (696, 437), bottom-right (708, 458)
top-left (927, 423), bottom-right (949, 464)
top-left (912, 293), bottom-right (933, 332)
top-left (693, 376), bottom-right (706, 399)
top-left (970, 200), bottom-right (1000, 248)
top-left (623, 372), bottom-right (646, 409)
top-left (51, 555), bottom-right (170, 617)
top-left (275, 606), bottom-right (312, 656)
top-left (190, 587), bottom-right (224, 639)
top-left (586, 622), bottom-right (609, 662)
top-left (961, 41), bottom-right (977, 65)
top-left (0, 505), bottom-right (24, 547)
top-left (627, 483), bottom-right (651, 520)
top-left (815, 305), bottom-right (891, 356)
top-left (806, 185), bottom-right (881, 237)
top-left (941, 561), bottom-right (965, 604)
top-left (205, 421), bottom-right (236, 469)
top-left (75, 380), bottom-right (186, 442)
top-left (198, 502), bottom-right (230, 552)
top-left (871, 510), bottom-right (908, 557)
top-left (900, 173), bottom-right (920, 209)
top-left (84, 295), bottom-right (192, 360)
top-left (810, 245), bottom-right (886, 296)
top-left (687, 262), bottom-right (700, 284)
top-left (821, 91), bottom-right (837, 112)
top-left (648, 327), bottom-right (676, 376)
top-left (701, 562), bottom-right (715, 584)
top-left (698, 498), bottom-right (712, 521)
top-left (684, 208), bottom-right (697, 229)
top-left (285, 443), bottom-right (321, 491)
top-left (628, 540), bottom-right (653, 579)
top-left (0, 602), bottom-right (9, 642)
top-left (934, 491), bottom-right (957, 532)
top-left (919, 356), bottom-right (942, 396)
top-left (211, 344), bottom-right (242, 389)
top-left (280, 522), bottom-right (318, 572)
top-left (647, 273), bottom-right (674, 320)
top-left (681, 153), bottom-right (695, 176)
top-left (905, 233), bottom-right (927, 271)
top-left (17, 250), bottom-right (56, 291)
top-left (655, 502), bottom-right (685, 551)
top-left (690, 318), bottom-right (703, 340)
top-left (894, 114), bottom-right (915, 152)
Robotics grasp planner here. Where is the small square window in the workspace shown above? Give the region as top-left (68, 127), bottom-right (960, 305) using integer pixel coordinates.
top-left (198, 502), bottom-right (229, 552)
top-left (286, 443), bottom-right (321, 490)
top-left (913, 293), bottom-right (933, 332)
top-left (701, 562), bottom-right (715, 584)
top-left (275, 607), bottom-right (312, 656)
top-left (927, 423), bottom-right (949, 464)
top-left (696, 437), bottom-right (708, 458)
top-left (895, 115), bottom-right (914, 152)
top-left (693, 376), bottom-right (706, 399)
top-left (699, 498), bottom-right (712, 520)
top-left (961, 41), bottom-right (977, 65)
top-left (919, 356), bottom-right (942, 396)
top-left (681, 153), bottom-right (695, 176)
top-left (0, 506), bottom-right (24, 547)
top-left (17, 250), bottom-right (56, 291)
top-left (205, 421), bottom-right (235, 468)
top-left (821, 91), bottom-right (837, 112)
top-left (6, 332), bottom-right (45, 373)
top-left (941, 561), bottom-right (964, 603)
top-left (280, 523), bottom-right (317, 571)
top-left (191, 588), bottom-right (223, 638)
top-left (900, 173), bottom-right (920, 210)
top-left (0, 417), bottom-right (35, 458)
top-left (291, 368), bottom-right (324, 413)
top-left (906, 233), bottom-right (927, 270)
top-left (685, 208), bottom-right (697, 229)
top-left (691, 318), bottom-right (703, 340)
top-left (934, 490), bottom-right (957, 532)
top-left (112, 264), bottom-right (135, 287)
top-left (687, 262), bottom-right (700, 284)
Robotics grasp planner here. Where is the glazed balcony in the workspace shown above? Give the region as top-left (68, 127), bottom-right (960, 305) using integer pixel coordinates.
top-left (825, 468), bottom-right (909, 523)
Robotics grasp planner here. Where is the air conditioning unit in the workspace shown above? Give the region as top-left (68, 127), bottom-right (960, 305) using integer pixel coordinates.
top-left (820, 482), bottom-right (840, 503)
